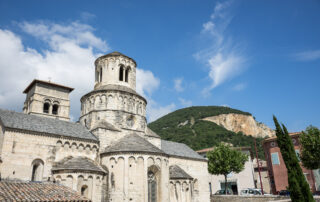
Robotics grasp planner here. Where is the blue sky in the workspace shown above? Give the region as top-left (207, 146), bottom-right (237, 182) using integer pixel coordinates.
top-left (0, 0), bottom-right (319, 131)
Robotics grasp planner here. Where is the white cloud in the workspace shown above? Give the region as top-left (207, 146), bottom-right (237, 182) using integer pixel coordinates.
top-left (136, 68), bottom-right (160, 97)
top-left (136, 69), bottom-right (176, 122)
top-left (179, 98), bottom-right (192, 107)
top-left (208, 53), bottom-right (245, 89)
top-left (0, 22), bottom-right (109, 119)
top-left (196, 1), bottom-right (246, 94)
top-left (232, 83), bottom-right (246, 91)
top-left (294, 50), bottom-right (320, 61)
top-left (0, 21), bottom-right (170, 123)
top-left (174, 78), bottom-right (184, 92)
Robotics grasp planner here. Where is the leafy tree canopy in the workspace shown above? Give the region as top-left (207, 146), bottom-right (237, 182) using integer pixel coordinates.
top-left (207, 143), bottom-right (248, 194)
top-left (207, 143), bottom-right (248, 176)
top-left (300, 126), bottom-right (320, 170)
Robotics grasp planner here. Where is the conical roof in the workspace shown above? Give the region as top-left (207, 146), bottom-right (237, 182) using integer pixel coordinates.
top-left (101, 133), bottom-right (166, 155)
top-left (95, 51), bottom-right (136, 66)
top-left (169, 165), bottom-right (193, 179)
top-left (52, 157), bottom-right (106, 174)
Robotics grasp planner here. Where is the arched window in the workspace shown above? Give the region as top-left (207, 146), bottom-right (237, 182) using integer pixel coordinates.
top-left (81, 185), bottom-right (88, 197)
top-left (43, 102), bottom-right (50, 114)
top-left (125, 68), bottom-right (129, 82)
top-left (148, 171), bottom-right (157, 202)
top-left (31, 159), bottom-right (44, 181)
top-left (119, 66), bottom-right (124, 81)
top-left (52, 104), bottom-right (59, 115)
top-left (99, 68), bottom-right (103, 82)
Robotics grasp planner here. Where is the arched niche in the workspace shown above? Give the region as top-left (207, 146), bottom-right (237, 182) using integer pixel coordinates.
top-left (31, 159), bottom-right (44, 181)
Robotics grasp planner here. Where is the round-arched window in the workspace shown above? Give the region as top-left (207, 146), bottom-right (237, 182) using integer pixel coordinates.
top-left (52, 104), bottom-right (59, 115)
top-left (43, 102), bottom-right (50, 114)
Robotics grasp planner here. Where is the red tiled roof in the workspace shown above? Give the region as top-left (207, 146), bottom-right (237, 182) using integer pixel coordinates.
top-left (0, 181), bottom-right (90, 201)
top-left (263, 132), bottom-right (301, 143)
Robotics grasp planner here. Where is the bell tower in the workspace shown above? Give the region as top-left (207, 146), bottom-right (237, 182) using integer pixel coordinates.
top-left (94, 51), bottom-right (137, 91)
top-left (80, 51), bottom-right (147, 135)
top-left (23, 79), bottom-right (73, 121)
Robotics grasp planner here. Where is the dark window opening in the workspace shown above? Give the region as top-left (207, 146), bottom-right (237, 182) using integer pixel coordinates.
top-left (43, 103), bottom-right (50, 113)
top-left (99, 70), bottom-right (103, 82)
top-left (119, 66), bottom-right (124, 81)
top-left (31, 164), bottom-right (39, 181)
top-left (52, 104), bottom-right (59, 115)
top-left (125, 69), bottom-right (129, 82)
top-left (81, 185), bottom-right (88, 197)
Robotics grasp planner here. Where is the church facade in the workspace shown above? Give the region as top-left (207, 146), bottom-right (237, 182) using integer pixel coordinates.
top-left (0, 52), bottom-right (210, 202)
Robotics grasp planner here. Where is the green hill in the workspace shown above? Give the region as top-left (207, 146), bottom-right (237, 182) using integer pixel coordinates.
top-left (148, 106), bottom-right (266, 159)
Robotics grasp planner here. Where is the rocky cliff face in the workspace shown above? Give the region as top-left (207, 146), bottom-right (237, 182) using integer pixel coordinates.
top-left (203, 113), bottom-right (275, 138)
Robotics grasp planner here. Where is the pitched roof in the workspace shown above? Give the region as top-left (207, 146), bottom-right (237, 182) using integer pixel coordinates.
top-left (169, 165), bottom-right (193, 180)
top-left (0, 181), bottom-right (90, 201)
top-left (52, 157), bottom-right (106, 174)
top-left (91, 120), bottom-right (120, 132)
top-left (102, 133), bottom-right (165, 155)
top-left (0, 109), bottom-right (98, 142)
top-left (95, 51), bottom-right (137, 66)
top-left (145, 127), bottom-right (160, 138)
top-left (263, 132), bottom-right (301, 143)
top-left (161, 140), bottom-right (206, 161)
top-left (23, 79), bottom-right (74, 94)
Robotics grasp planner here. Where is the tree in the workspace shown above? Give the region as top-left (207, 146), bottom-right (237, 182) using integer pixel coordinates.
top-left (300, 126), bottom-right (320, 170)
top-left (273, 116), bottom-right (314, 202)
top-left (207, 143), bottom-right (248, 195)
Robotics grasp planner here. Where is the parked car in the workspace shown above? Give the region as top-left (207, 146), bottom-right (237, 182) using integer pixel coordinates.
top-left (240, 188), bottom-right (262, 196)
top-left (215, 189), bottom-right (233, 195)
top-left (279, 190), bottom-right (290, 196)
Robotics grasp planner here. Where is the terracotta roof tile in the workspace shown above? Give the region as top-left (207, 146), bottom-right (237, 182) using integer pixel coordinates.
top-left (0, 181), bottom-right (90, 201)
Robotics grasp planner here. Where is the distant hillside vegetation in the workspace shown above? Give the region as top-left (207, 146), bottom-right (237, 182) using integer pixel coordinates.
top-left (148, 106), bottom-right (265, 159)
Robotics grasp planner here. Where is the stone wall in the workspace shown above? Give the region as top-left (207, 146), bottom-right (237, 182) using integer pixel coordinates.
top-left (168, 157), bottom-right (210, 202)
top-left (94, 54), bottom-right (137, 91)
top-left (24, 82), bottom-right (71, 121)
top-left (53, 172), bottom-right (107, 202)
top-left (211, 195), bottom-right (320, 202)
top-left (0, 130), bottom-right (98, 181)
top-left (100, 153), bottom-right (169, 202)
top-left (79, 91), bottom-right (147, 132)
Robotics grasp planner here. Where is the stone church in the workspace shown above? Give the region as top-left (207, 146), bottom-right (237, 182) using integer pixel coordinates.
top-left (0, 52), bottom-right (210, 202)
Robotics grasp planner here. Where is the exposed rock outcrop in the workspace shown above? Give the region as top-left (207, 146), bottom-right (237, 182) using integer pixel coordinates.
top-left (203, 113), bottom-right (275, 138)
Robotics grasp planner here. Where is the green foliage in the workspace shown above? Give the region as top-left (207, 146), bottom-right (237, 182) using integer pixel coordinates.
top-left (273, 116), bottom-right (314, 202)
top-left (300, 126), bottom-right (320, 170)
top-left (207, 143), bottom-right (248, 194)
top-left (148, 106), bottom-right (265, 159)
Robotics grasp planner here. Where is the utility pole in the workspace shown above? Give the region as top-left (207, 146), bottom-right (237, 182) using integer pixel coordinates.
top-left (254, 138), bottom-right (264, 195)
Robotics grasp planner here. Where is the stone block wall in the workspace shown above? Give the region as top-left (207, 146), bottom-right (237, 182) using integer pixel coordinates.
top-left (0, 130), bottom-right (98, 181)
